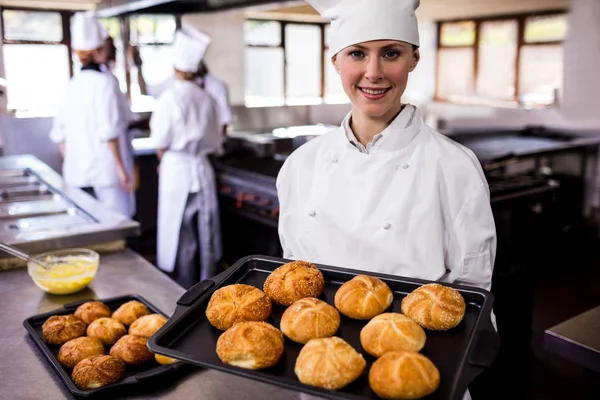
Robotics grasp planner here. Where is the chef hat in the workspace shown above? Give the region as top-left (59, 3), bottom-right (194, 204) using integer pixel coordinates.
top-left (172, 25), bottom-right (211, 73)
top-left (306, 0), bottom-right (420, 56)
top-left (71, 12), bottom-right (106, 51)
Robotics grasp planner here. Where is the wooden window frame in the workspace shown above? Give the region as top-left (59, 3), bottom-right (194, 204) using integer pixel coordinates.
top-left (1, 6), bottom-right (74, 77)
top-left (0, 7), bottom-right (181, 104)
top-left (245, 18), bottom-right (328, 104)
top-left (435, 9), bottom-right (567, 105)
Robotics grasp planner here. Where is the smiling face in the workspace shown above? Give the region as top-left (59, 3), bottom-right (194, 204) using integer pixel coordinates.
top-left (332, 40), bottom-right (419, 122)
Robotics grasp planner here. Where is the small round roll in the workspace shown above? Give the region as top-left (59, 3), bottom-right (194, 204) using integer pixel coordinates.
top-left (110, 335), bottom-right (154, 365)
top-left (129, 314), bottom-right (167, 338)
top-left (71, 355), bottom-right (126, 390)
top-left (87, 318), bottom-right (127, 346)
top-left (360, 313), bottom-right (426, 357)
top-left (295, 337), bottom-right (366, 390)
top-left (263, 261), bottom-right (325, 306)
top-left (280, 297), bottom-right (340, 344)
top-left (401, 283), bottom-right (466, 331)
top-left (74, 301), bottom-right (111, 325)
top-left (334, 275), bottom-right (393, 320)
top-left (369, 350), bottom-right (440, 399)
top-left (58, 337), bottom-right (105, 369)
top-left (206, 284), bottom-right (272, 331)
top-left (112, 300), bottom-right (151, 326)
top-left (42, 315), bottom-right (87, 345)
top-left (216, 321), bottom-right (284, 370)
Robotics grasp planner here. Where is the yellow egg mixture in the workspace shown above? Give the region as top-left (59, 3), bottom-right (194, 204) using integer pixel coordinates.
top-left (31, 258), bottom-right (97, 295)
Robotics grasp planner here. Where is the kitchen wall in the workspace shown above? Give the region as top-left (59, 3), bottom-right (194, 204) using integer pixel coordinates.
top-left (182, 10), bottom-right (246, 106)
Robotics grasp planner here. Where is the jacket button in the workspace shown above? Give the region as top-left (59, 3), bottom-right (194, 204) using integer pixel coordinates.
top-left (332, 158), bottom-right (338, 164)
top-left (308, 210), bottom-right (316, 217)
top-left (402, 163), bottom-right (409, 169)
top-left (383, 223), bottom-right (391, 230)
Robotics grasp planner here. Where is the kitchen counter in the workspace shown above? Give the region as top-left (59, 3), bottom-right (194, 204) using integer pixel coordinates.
top-left (544, 305), bottom-right (600, 374)
top-left (0, 249), bottom-right (323, 400)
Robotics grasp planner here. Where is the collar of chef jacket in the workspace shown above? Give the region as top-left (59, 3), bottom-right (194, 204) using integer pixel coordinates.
top-left (81, 62), bottom-right (102, 72)
top-left (342, 104), bottom-right (419, 154)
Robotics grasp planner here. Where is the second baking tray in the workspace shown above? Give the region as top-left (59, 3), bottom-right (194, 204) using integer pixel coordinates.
top-left (23, 294), bottom-right (185, 397)
top-left (149, 256), bottom-right (499, 400)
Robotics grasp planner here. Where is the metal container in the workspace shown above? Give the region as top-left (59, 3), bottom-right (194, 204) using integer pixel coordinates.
top-left (0, 155), bottom-right (139, 262)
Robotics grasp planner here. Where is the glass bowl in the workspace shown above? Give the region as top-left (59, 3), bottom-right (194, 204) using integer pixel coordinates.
top-left (27, 248), bottom-right (100, 295)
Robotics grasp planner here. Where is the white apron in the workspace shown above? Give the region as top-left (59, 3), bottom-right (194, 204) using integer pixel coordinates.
top-left (157, 151), bottom-right (221, 274)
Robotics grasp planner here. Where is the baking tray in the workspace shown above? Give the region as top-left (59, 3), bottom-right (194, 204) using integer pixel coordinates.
top-left (149, 256), bottom-right (500, 400)
top-left (23, 294), bottom-right (185, 397)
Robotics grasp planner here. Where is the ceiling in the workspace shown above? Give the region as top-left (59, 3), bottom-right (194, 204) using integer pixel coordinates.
top-left (251, 0), bottom-right (570, 21)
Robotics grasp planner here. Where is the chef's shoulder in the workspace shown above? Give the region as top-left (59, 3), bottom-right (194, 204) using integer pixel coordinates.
top-left (277, 127), bottom-right (341, 182)
top-left (425, 126), bottom-right (488, 194)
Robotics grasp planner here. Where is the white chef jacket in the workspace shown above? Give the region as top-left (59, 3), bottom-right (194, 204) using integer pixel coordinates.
top-left (150, 80), bottom-right (222, 193)
top-left (148, 73), bottom-right (231, 127)
top-left (277, 106), bottom-right (497, 291)
top-left (50, 69), bottom-right (122, 188)
top-left (196, 73), bottom-right (232, 127)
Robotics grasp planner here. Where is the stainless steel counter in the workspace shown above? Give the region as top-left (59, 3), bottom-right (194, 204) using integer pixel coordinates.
top-left (0, 155), bottom-right (140, 262)
top-left (0, 249), bottom-right (323, 400)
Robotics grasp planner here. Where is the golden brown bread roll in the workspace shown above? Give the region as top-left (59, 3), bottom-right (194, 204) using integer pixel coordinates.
top-left (128, 314), bottom-right (168, 338)
top-left (334, 275), bottom-right (393, 320)
top-left (206, 284), bottom-right (272, 331)
top-left (58, 337), bottom-right (105, 369)
top-left (42, 315), bottom-right (87, 345)
top-left (401, 283), bottom-right (466, 331)
top-left (110, 335), bottom-right (154, 365)
top-left (71, 355), bottom-right (126, 390)
top-left (369, 350), bottom-right (440, 399)
top-left (87, 318), bottom-right (127, 345)
top-left (111, 300), bottom-right (151, 326)
top-left (216, 321), bottom-right (284, 370)
top-left (263, 261), bottom-right (325, 306)
top-left (360, 313), bottom-right (426, 357)
top-left (155, 354), bottom-right (179, 365)
top-left (74, 301), bottom-right (111, 325)
top-left (295, 337), bottom-right (366, 390)
top-left (280, 297), bottom-right (340, 344)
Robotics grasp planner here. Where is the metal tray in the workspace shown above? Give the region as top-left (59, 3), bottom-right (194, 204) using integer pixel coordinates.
top-left (149, 256), bottom-right (499, 400)
top-left (23, 294), bottom-right (184, 398)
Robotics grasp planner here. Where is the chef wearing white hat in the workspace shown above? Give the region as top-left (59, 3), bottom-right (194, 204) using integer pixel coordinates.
top-left (150, 26), bottom-right (223, 289)
top-left (50, 12), bottom-right (134, 216)
top-left (278, 3), bottom-right (495, 397)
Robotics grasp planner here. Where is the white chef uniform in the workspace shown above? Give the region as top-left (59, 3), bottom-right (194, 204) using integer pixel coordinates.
top-left (150, 26), bottom-right (223, 288)
top-left (50, 12), bottom-right (134, 217)
top-left (281, 2), bottom-right (496, 398)
top-left (147, 73), bottom-right (231, 129)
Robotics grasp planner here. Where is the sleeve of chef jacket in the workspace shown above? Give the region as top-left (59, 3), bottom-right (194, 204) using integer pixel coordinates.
top-left (445, 183), bottom-right (497, 291)
top-left (96, 78), bottom-right (121, 142)
top-left (276, 159), bottom-right (293, 259)
top-left (149, 95), bottom-right (173, 149)
top-left (49, 107), bottom-right (66, 144)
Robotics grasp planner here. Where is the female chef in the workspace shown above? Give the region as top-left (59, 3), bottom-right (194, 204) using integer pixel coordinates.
top-left (150, 26), bottom-right (223, 289)
top-left (278, 0), bottom-right (497, 292)
top-left (50, 12), bottom-right (133, 216)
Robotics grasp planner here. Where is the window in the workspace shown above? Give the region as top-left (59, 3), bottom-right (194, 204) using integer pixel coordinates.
top-left (2, 9), bottom-right (71, 114)
top-left (244, 19), bottom-right (348, 107)
top-left (437, 12), bottom-right (567, 108)
top-left (129, 15), bottom-right (177, 110)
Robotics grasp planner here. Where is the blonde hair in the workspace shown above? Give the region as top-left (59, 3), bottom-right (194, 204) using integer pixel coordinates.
top-left (174, 68), bottom-right (196, 81)
top-left (75, 50), bottom-right (94, 65)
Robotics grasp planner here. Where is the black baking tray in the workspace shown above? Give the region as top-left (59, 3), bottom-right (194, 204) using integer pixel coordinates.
top-left (149, 256), bottom-right (499, 400)
top-left (23, 294), bottom-right (185, 397)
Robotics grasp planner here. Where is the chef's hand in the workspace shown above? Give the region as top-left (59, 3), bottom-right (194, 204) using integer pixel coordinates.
top-left (118, 166), bottom-right (133, 192)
